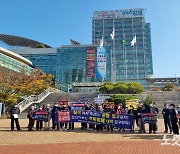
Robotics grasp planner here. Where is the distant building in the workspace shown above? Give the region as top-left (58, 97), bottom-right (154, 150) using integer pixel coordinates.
top-left (0, 47), bottom-right (32, 73)
top-left (13, 48), bottom-right (57, 79)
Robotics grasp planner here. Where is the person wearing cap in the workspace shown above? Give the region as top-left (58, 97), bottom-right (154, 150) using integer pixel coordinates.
top-left (169, 104), bottom-right (179, 135)
top-left (44, 104), bottom-right (52, 131)
top-left (27, 105), bottom-right (35, 131)
top-left (9, 103), bottom-right (21, 131)
top-left (162, 103), bottom-right (172, 134)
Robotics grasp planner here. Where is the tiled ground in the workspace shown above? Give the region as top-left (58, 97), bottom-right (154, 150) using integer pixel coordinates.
top-left (0, 119), bottom-right (179, 154)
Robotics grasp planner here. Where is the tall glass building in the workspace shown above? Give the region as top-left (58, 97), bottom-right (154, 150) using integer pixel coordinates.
top-left (92, 8), bottom-right (153, 85)
top-left (57, 45), bottom-right (112, 91)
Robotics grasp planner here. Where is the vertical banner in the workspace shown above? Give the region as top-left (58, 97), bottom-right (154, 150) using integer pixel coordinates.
top-left (86, 47), bottom-right (96, 77)
top-left (58, 111), bottom-right (71, 122)
top-left (0, 103), bottom-right (2, 117)
top-left (96, 47), bottom-right (106, 79)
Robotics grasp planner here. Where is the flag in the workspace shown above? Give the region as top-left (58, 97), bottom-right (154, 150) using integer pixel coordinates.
top-left (100, 37), bottom-right (104, 48)
top-left (131, 35), bottom-right (136, 46)
top-left (121, 39), bottom-right (125, 45)
top-left (110, 28), bottom-right (115, 40)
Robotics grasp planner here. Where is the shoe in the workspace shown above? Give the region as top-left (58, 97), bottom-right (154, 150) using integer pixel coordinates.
top-left (149, 132), bottom-right (152, 134)
top-left (169, 132), bottom-right (172, 134)
top-left (164, 131), bottom-right (168, 133)
top-left (153, 131), bottom-right (156, 134)
top-left (143, 131), bottom-right (146, 133)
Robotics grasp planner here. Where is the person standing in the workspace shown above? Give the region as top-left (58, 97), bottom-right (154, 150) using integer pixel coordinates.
top-left (44, 104), bottom-right (52, 131)
top-left (27, 105), bottom-right (35, 131)
top-left (148, 102), bottom-right (159, 134)
top-left (9, 103), bottom-right (21, 131)
top-left (52, 102), bottom-right (60, 130)
top-left (162, 103), bottom-right (172, 134)
top-left (36, 106), bottom-right (44, 130)
top-left (128, 105), bottom-right (135, 133)
top-left (137, 103), bottom-right (146, 133)
top-left (169, 104), bottom-right (179, 135)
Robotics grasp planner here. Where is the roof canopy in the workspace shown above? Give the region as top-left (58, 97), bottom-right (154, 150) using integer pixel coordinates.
top-left (0, 34), bottom-right (51, 48)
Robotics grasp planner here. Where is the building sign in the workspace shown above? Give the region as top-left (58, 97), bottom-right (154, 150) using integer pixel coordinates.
top-left (86, 47), bottom-right (96, 77)
top-left (96, 47), bottom-right (106, 79)
top-left (93, 9), bottom-right (144, 19)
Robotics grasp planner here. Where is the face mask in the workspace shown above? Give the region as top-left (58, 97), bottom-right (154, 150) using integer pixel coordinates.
top-left (39, 108), bottom-right (42, 110)
top-left (15, 105), bottom-right (18, 108)
top-left (118, 106), bottom-right (120, 109)
top-left (55, 105), bottom-right (58, 107)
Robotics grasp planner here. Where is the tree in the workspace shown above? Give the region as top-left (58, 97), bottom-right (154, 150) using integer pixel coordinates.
top-left (113, 82), bottom-right (128, 94)
top-left (143, 95), bottom-right (154, 107)
top-left (127, 82), bottom-right (144, 94)
top-left (0, 66), bottom-right (53, 109)
top-left (107, 94), bottom-right (138, 105)
top-left (99, 82), bottom-right (114, 94)
top-left (163, 83), bottom-right (175, 91)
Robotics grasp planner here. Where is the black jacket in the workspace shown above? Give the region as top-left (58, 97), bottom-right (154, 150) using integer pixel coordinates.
top-left (9, 107), bottom-right (20, 115)
top-left (162, 108), bottom-right (171, 120)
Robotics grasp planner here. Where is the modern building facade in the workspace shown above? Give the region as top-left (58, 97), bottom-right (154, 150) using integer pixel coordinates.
top-left (13, 48), bottom-right (57, 78)
top-left (57, 45), bottom-right (111, 91)
top-left (0, 47), bottom-right (33, 73)
top-left (92, 8), bottom-right (153, 85)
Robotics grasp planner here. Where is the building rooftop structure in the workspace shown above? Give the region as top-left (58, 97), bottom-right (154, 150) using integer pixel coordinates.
top-left (0, 34), bottom-right (51, 48)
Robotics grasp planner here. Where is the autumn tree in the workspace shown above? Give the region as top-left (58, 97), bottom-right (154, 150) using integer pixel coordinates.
top-left (0, 66), bottom-right (53, 108)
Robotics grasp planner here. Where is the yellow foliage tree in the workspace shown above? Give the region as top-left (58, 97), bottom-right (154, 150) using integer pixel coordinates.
top-left (0, 66), bottom-right (53, 107)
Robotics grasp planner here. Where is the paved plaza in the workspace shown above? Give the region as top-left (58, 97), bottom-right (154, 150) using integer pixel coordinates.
top-left (0, 119), bottom-right (179, 153)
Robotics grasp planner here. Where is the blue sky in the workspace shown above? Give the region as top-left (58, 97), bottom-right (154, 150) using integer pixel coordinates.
top-left (0, 0), bottom-right (179, 78)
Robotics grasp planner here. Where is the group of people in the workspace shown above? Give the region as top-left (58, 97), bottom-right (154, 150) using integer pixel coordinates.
top-left (8, 101), bottom-right (180, 135)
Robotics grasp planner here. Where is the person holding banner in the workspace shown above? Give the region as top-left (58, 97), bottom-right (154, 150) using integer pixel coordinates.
top-left (137, 103), bottom-right (146, 133)
top-left (9, 103), bottom-right (21, 131)
top-left (36, 106), bottom-right (44, 130)
top-left (162, 103), bottom-right (172, 134)
top-left (147, 102), bottom-right (159, 134)
top-left (52, 102), bottom-right (60, 130)
top-left (169, 104), bottom-right (179, 135)
top-left (44, 104), bottom-right (52, 131)
top-left (177, 105), bottom-right (180, 126)
top-left (67, 104), bottom-right (74, 130)
top-left (27, 105), bottom-right (35, 131)
top-left (89, 104), bottom-right (96, 131)
top-left (128, 105), bottom-right (135, 133)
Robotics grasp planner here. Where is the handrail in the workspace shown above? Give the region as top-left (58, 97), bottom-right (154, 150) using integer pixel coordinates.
top-left (18, 87), bottom-right (55, 113)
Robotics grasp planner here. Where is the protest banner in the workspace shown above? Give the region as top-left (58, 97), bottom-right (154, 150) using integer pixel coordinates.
top-left (55, 110), bottom-right (133, 129)
top-left (33, 111), bottom-right (50, 122)
top-left (104, 102), bottom-right (114, 106)
top-left (58, 111), bottom-right (71, 122)
top-left (71, 102), bottom-right (86, 111)
top-left (126, 99), bottom-right (139, 110)
top-left (59, 99), bottom-right (68, 105)
top-left (79, 97), bottom-right (89, 103)
top-left (141, 113), bottom-right (157, 124)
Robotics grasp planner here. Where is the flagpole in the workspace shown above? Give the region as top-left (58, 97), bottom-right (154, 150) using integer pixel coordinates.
top-left (135, 35), bottom-right (139, 82)
top-left (113, 20), bottom-right (116, 83)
